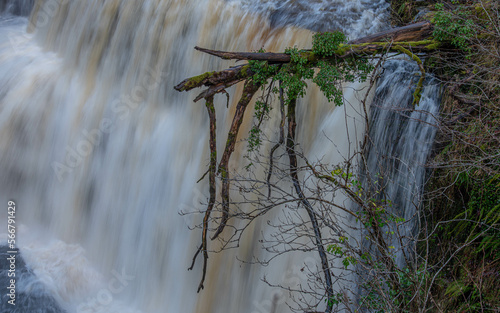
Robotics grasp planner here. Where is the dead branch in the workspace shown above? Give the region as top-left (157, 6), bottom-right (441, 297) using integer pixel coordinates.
top-left (211, 80), bottom-right (263, 240)
top-left (174, 22), bottom-right (439, 102)
top-left (286, 97), bottom-right (334, 312)
top-left (196, 95), bottom-right (218, 292)
top-left (349, 21), bottom-right (433, 44)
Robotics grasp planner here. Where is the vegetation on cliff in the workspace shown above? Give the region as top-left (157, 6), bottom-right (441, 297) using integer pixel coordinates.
top-left (412, 0), bottom-right (500, 311)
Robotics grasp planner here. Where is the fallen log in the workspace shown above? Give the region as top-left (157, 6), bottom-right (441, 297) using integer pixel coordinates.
top-left (349, 21), bottom-right (433, 44)
top-left (174, 22), bottom-right (438, 101)
top-left (189, 22), bottom-right (433, 63)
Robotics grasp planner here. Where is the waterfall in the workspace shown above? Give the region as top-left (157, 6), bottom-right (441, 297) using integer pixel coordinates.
top-left (0, 1), bottom-right (438, 312)
top-left (361, 60), bottom-right (440, 268)
top-left (0, 0), bottom-right (34, 16)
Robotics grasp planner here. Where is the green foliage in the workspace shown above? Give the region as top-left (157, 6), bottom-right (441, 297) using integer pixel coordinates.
top-left (342, 256), bottom-right (358, 269)
top-left (331, 167), bottom-right (362, 190)
top-left (327, 237), bottom-right (361, 269)
top-left (326, 243), bottom-right (357, 269)
top-left (312, 31), bottom-right (346, 57)
top-left (245, 49), bottom-right (278, 156)
top-left (313, 57), bottom-right (373, 107)
top-left (433, 3), bottom-right (475, 54)
top-left (248, 48), bottom-right (279, 86)
top-left (445, 280), bottom-right (471, 298)
top-left (360, 266), bottom-right (428, 312)
top-left (451, 176), bottom-right (500, 258)
top-left (254, 99), bottom-right (271, 121)
top-left (249, 32), bottom-right (374, 112)
top-left (247, 99), bottom-right (272, 154)
top-left (245, 33), bottom-right (375, 152)
top-left (312, 32), bottom-right (373, 106)
top-left (313, 61), bottom-right (344, 106)
top-left (273, 47), bottom-right (314, 105)
top-left (390, 267), bottom-right (425, 310)
top-left (247, 126), bottom-right (262, 153)
top-left (442, 266), bottom-right (499, 312)
top-left (327, 243), bottom-right (344, 256)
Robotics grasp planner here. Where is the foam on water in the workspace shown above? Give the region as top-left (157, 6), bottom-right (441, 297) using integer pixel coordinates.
top-left (229, 0), bottom-right (390, 36)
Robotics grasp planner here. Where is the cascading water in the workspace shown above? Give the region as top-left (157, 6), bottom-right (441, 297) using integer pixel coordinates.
top-left (226, 0), bottom-right (389, 36)
top-left (360, 60), bottom-right (440, 268)
top-left (0, 0), bottom-right (34, 16)
top-left (0, 0), bottom-right (438, 312)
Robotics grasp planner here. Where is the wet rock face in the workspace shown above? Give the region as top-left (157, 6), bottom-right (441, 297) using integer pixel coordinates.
top-left (0, 245), bottom-right (66, 313)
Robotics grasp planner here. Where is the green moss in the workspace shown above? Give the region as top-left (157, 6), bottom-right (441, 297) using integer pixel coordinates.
top-left (391, 45), bottom-right (425, 105)
top-left (474, 2), bottom-right (490, 19)
top-left (226, 133), bottom-right (236, 146)
top-left (334, 42), bottom-right (388, 55)
top-left (392, 45), bottom-right (422, 64)
top-left (205, 100), bottom-right (215, 111)
top-left (425, 41), bottom-right (442, 50)
top-left (181, 71), bottom-right (214, 90)
top-left (406, 39), bottom-right (437, 47)
top-left (239, 65), bottom-right (250, 77)
top-left (299, 51), bottom-right (318, 62)
top-left (413, 78), bottom-right (424, 106)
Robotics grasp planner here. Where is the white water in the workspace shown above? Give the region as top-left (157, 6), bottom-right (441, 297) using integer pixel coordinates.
top-left (0, 1), bottom-right (441, 312)
top-left (0, 0), bottom-right (34, 16)
top-left (361, 60), bottom-right (440, 268)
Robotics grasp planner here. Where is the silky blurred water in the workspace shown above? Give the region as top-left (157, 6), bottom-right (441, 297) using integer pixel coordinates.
top-left (0, 1), bottom-right (437, 313)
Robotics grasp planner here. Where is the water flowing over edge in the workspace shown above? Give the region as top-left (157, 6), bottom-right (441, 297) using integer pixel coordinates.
top-left (359, 59), bottom-right (440, 269)
top-left (0, 1), bottom-right (441, 312)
